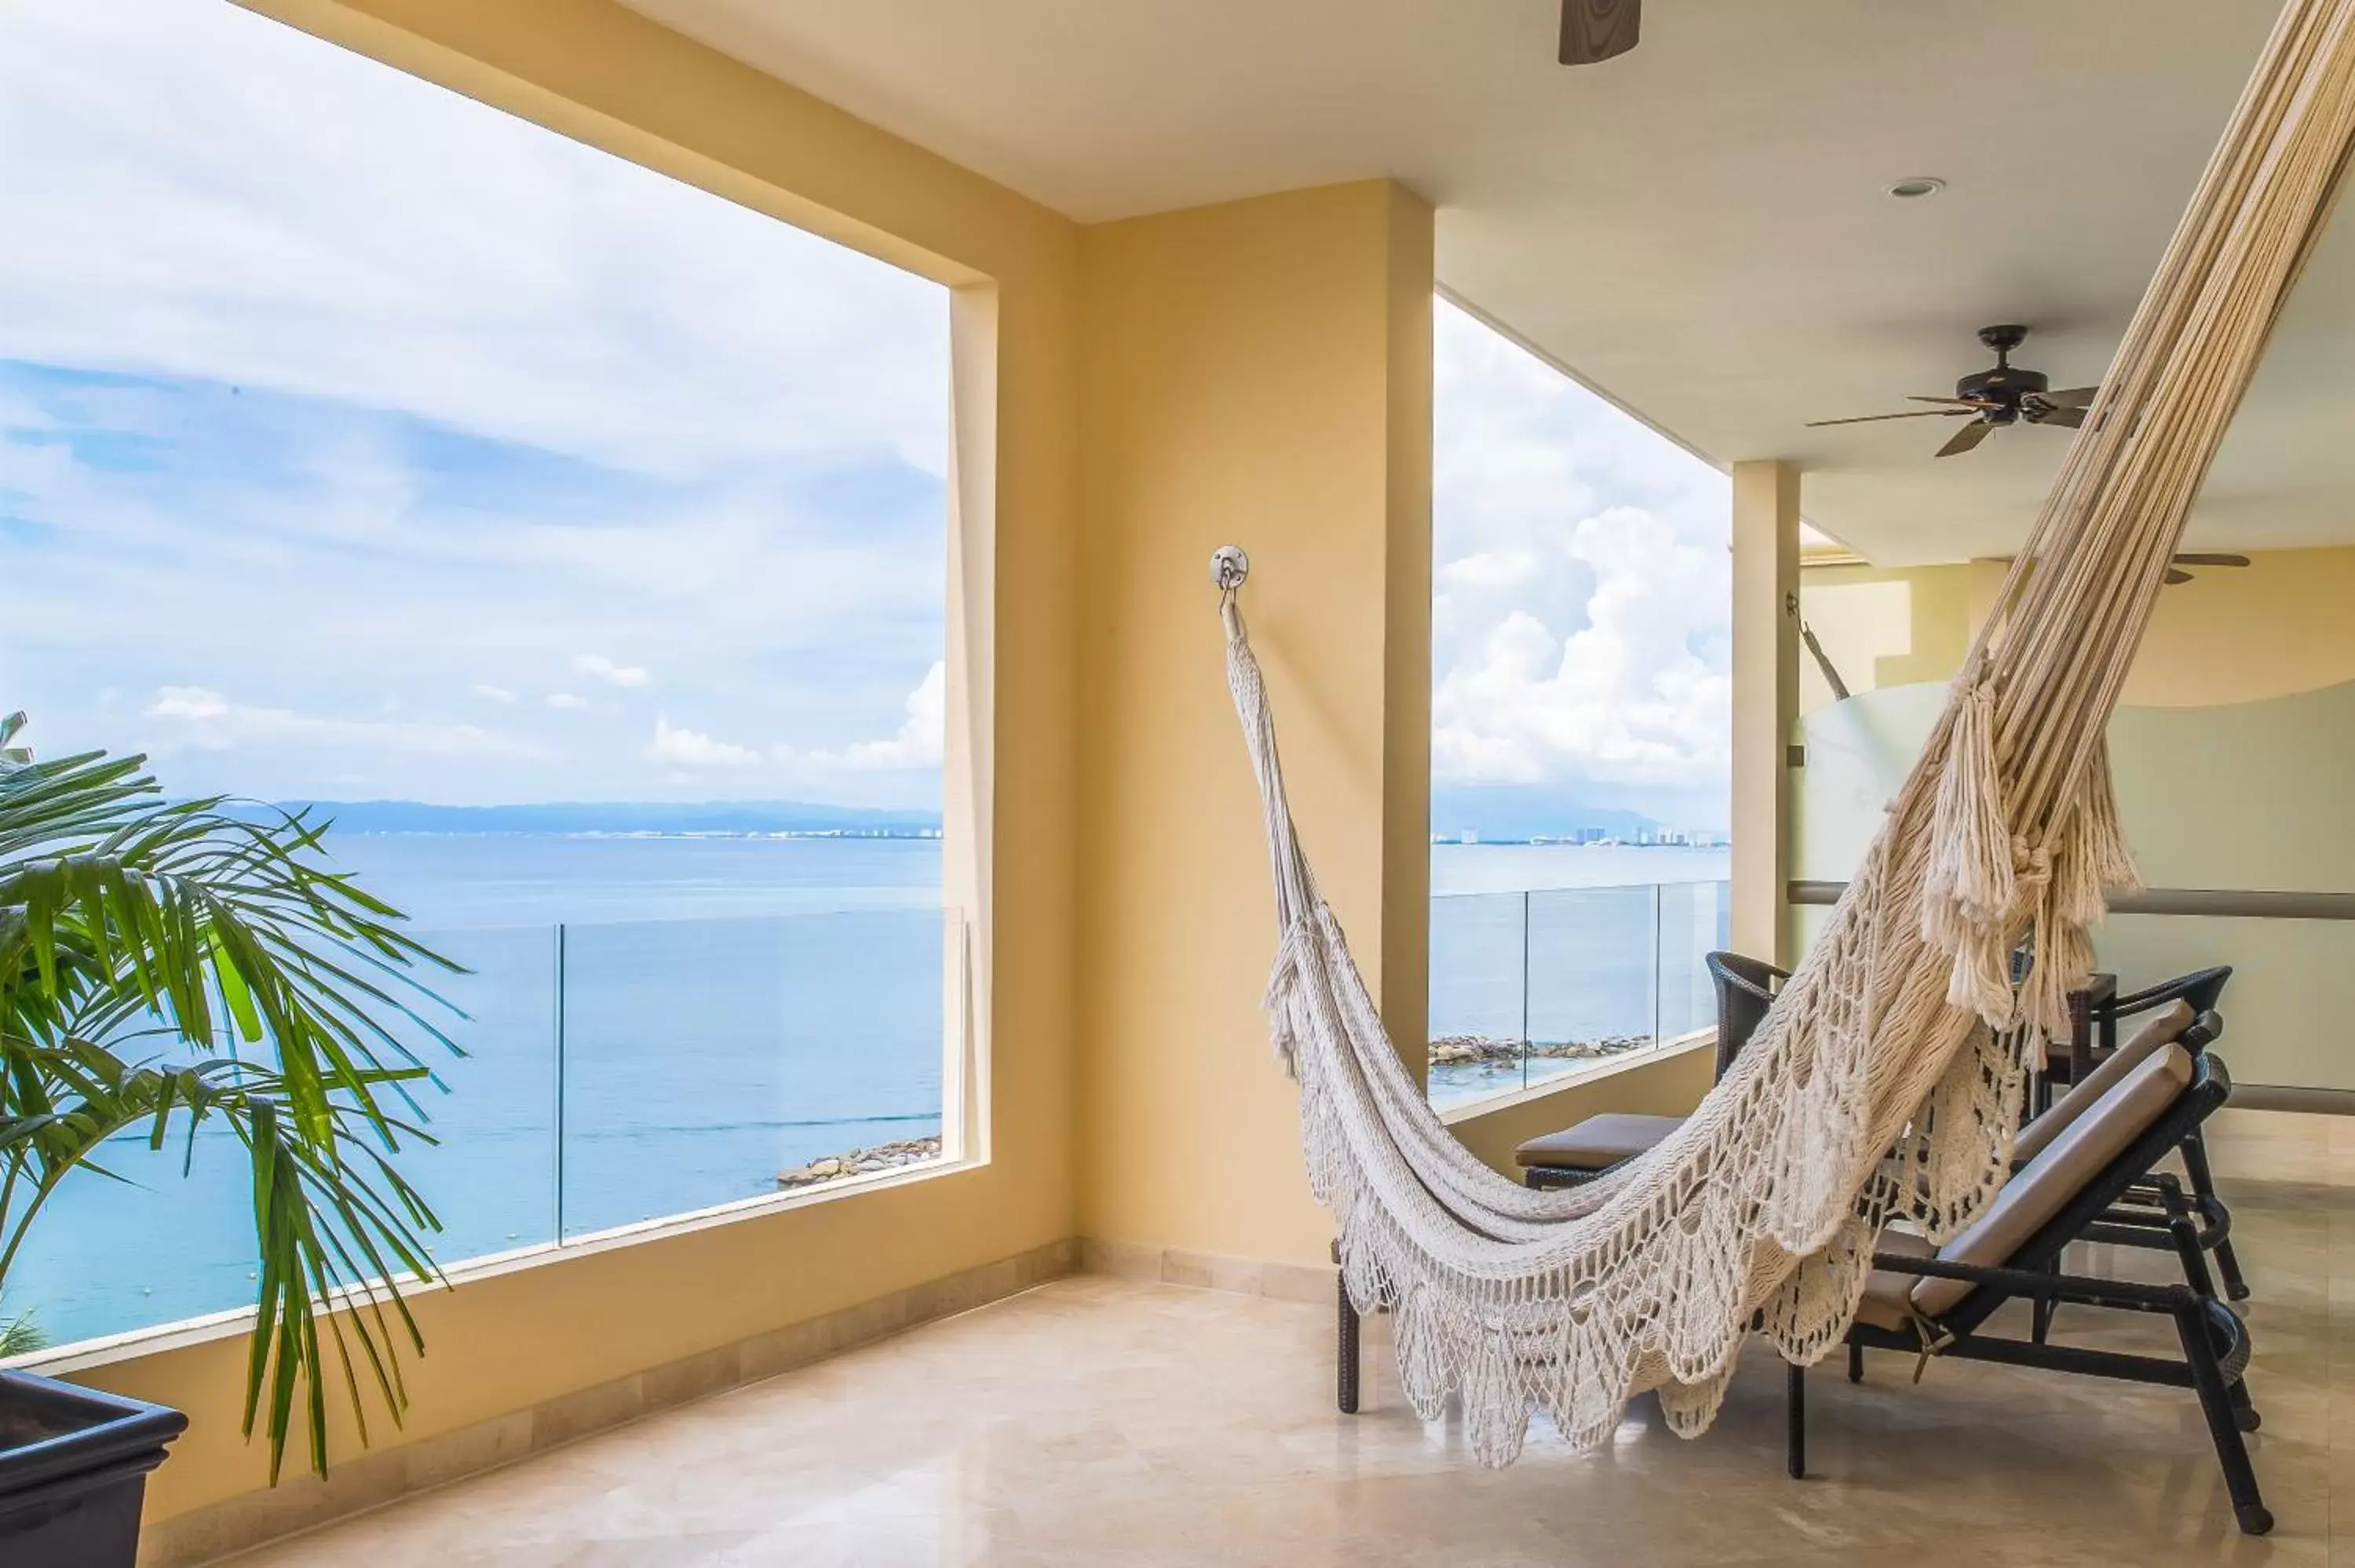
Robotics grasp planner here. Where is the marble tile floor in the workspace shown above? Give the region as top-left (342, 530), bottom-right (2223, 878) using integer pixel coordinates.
top-left (226, 1109), bottom-right (2354, 1566)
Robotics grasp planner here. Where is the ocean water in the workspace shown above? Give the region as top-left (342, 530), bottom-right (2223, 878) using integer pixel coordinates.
top-left (9, 835), bottom-right (951, 1347)
top-left (7, 837), bottom-right (1725, 1347)
top-left (1426, 844), bottom-right (1732, 1106)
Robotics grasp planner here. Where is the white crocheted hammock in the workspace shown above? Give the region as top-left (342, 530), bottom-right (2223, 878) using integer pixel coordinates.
top-left (1217, 0), bottom-right (2355, 1467)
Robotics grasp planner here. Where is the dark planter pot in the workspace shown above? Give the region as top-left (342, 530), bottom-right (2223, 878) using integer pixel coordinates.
top-left (0, 1369), bottom-right (186, 1568)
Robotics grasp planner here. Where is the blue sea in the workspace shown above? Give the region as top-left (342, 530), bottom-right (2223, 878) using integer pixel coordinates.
top-left (9, 837), bottom-right (1725, 1348)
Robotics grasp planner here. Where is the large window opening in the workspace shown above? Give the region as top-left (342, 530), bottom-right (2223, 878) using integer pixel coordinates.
top-left (1427, 299), bottom-right (1731, 1108)
top-left (1, 0), bottom-right (962, 1351)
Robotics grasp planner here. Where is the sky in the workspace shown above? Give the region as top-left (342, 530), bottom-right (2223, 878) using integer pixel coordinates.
top-left (0, 1), bottom-right (1729, 832)
top-left (1431, 302), bottom-right (1732, 836)
top-left (0, 0), bottom-right (951, 809)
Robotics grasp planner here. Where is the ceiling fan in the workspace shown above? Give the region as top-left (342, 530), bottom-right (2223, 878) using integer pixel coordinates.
top-left (2163, 552), bottom-right (2251, 585)
top-left (1805, 325), bottom-right (2099, 458)
top-left (1992, 550), bottom-right (2251, 585)
top-left (1560, 0), bottom-right (1641, 64)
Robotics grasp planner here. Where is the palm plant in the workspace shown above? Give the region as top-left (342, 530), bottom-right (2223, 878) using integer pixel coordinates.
top-left (0, 710), bottom-right (461, 1479)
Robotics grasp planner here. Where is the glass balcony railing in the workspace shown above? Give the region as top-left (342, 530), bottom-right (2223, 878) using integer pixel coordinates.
top-left (5, 908), bottom-right (964, 1352)
top-left (1427, 881), bottom-right (1729, 1110)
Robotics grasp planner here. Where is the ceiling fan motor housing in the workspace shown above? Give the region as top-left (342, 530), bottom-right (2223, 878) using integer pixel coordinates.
top-left (1956, 363), bottom-right (2049, 423)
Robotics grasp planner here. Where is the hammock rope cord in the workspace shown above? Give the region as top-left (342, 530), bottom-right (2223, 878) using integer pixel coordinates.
top-left (1217, 0), bottom-right (2355, 1466)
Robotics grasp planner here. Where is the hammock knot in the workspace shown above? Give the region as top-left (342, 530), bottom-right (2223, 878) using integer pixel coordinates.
top-left (2010, 836), bottom-right (2053, 894)
top-left (1259, 913), bottom-right (1320, 1074)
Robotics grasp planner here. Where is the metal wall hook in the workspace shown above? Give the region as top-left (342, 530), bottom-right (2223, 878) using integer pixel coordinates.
top-left (1210, 545), bottom-right (1251, 592)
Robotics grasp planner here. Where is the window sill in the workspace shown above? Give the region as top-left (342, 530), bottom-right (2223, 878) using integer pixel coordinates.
top-left (12, 1150), bottom-right (983, 1378)
top-left (1435, 1028), bottom-right (1715, 1127)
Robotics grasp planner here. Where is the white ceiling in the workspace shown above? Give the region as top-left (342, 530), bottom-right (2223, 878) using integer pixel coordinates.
top-left (622, 0), bottom-right (2352, 564)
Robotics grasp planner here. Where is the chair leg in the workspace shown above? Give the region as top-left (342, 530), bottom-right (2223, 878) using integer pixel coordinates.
top-left (2162, 1187), bottom-right (2222, 1304)
top-left (1337, 1273), bottom-right (1360, 1416)
top-left (2174, 1300), bottom-right (2271, 1535)
top-left (1847, 1342), bottom-right (1864, 1384)
top-left (1786, 1361), bottom-right (1806, 1480)
top-left (2180, 1129), bottom-right (2251, 1301)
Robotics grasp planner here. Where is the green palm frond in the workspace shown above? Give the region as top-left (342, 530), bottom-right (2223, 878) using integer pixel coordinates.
top-left (0, 1294), bottom-right (45, 1358)
top-left (0, 709), bottom-right (462, 1480)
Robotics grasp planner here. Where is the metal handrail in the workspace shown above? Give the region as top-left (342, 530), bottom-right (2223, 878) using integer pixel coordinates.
top-left (1787, 881), bottom-right (2355, 921)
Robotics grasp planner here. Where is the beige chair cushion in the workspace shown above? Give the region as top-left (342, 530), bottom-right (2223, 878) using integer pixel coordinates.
top-left (2012, 998), bottom-right (2196, 1164)
top-left (1910, 1043), bottom-right (2194, 1321)
top-left (1515, 1113), bottom-right (1682, 1169)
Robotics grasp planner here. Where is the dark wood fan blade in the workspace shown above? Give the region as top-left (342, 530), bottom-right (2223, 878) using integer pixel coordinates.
top-left (1936, 419), bottom-right (1993, 458)
top-left (2032, 405), bottom-right (2086, 428)
top-left (1907, 395), bottom-right (2000, 408)
top-left (2163, 568), bottom-right (2194, 585)
top-left (1806, 410), bottom-right (1973, 427)
top-left (1560, 0), bottom-right (1641, 64)
top-left (2171, 552), bottom-right (2252, 567)
top-left (2043, 386), bottom-right (2099, 408)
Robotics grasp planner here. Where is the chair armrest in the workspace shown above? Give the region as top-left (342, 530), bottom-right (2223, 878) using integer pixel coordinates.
top-left (2112, 967), bottom-right (2233, 1019)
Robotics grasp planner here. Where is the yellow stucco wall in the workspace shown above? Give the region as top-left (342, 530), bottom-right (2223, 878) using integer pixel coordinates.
top-left (1802, 545), bottom-right (2355, 710)
top-left (1795, 562), bottom-right (1975, 713)
top-left (1072, 182), bottom-right (1434, 1270)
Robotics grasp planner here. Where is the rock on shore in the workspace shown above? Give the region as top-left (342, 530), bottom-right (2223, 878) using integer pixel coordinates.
top-left (776, 1136), bottom-right (944, 1191)
top-left (1427, 1034), bottom-right (1652, 1067)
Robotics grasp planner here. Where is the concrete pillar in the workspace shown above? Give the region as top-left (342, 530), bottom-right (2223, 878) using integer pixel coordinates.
top-left (1730, 460), bottom-right (1800, 966)
top-left (1073, 181), bottom-right (1433, 1267)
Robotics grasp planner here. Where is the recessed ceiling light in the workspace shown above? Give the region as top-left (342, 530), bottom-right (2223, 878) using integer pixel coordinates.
top-left (1886, 177), bottom-right (1947, 200)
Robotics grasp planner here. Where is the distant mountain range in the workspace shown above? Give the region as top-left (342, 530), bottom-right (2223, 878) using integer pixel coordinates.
top-left (272, 799), bottom-right (943, 837)
top-left (1428, 786), bottom-right (1669, 844)
top-left (264, 791), bottom-right (1703, 844)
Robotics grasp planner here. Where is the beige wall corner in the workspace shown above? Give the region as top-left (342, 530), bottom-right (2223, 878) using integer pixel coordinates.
top-left (1073, 180), bottom-right (1436, 1269)
top-left (1730, 460), bottom-right (1800, 965)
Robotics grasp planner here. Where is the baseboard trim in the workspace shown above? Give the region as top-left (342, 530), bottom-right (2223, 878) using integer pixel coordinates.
top-left (1078, 1238), bottom-right (1336, 1304)
top-left (141, 1237), bottom-right (1079, 1568)
top-left (2228, 1083), bottom-right (2355, 1115)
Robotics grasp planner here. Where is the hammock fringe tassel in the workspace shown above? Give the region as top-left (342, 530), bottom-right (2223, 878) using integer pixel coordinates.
top-left (1217, 0), bottom-right (2355, 1469)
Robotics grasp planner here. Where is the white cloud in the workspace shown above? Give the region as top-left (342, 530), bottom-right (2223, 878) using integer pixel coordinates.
top-left (0, 3), bottom-right (965, 812)
top-left (1432, 509), bottom-right (1730, 789)
top-left (839, 661), bottom-right (947, 771)
top-left (571, 654), bottom-right (651, 689)
top-left (144, 686), bottom-right (546, 758)
top-left (776, 662), bottom-right (945, 774)
top-left (0, 0), bottom-right (951, 483)
top-left (1430, 301), bottom-right (1731, 821)
top-left (645, 717), bottom-right (758, 768)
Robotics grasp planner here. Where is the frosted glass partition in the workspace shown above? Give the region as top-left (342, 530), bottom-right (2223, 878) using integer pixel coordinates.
top-left (1428, 881), bottom-right (1729, 1110)
top-left (5, 911), bottom-right (960, 1351)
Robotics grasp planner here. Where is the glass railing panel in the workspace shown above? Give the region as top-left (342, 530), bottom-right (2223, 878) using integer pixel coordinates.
top-left (1524, 885), bottom-right (1661, 1090)
top-left (1427, 891), bottom-right (1529, 1109)
top-left (1655, 880), bottom-right (1731, 1042)
top-left (5, 922), bottom-right (555, 1349)
top-left (556, 908), bottom-right (951, 1239)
